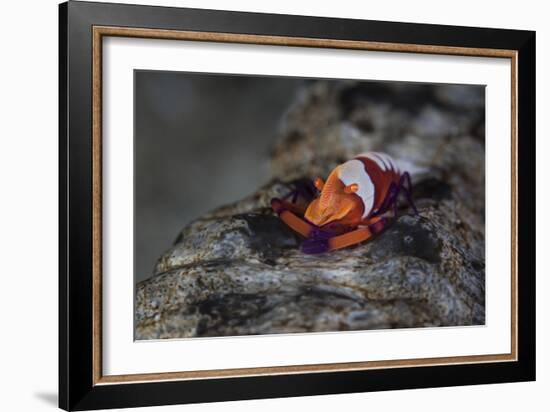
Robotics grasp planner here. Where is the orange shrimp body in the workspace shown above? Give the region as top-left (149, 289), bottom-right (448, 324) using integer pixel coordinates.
top-left (305, 153), bottom-right (401, 228)
top-left (271, 152), bottom-right (417, 254)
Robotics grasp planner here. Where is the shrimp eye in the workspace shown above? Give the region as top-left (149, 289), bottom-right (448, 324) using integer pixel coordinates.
top-left (344, 183), bottom-right (358, 194)
top-left (314, 177), bottom-right (325, 191)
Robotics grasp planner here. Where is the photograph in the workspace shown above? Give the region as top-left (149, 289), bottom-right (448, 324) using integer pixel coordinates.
top-left (134, 71), bottom-right (487, 339)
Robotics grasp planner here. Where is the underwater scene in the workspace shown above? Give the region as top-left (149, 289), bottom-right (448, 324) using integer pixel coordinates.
top-left (134, 71), bottom-right (485, 339)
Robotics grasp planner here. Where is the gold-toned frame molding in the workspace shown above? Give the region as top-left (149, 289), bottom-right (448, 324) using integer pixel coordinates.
top-left (92, 26), bottom-right (518, 386)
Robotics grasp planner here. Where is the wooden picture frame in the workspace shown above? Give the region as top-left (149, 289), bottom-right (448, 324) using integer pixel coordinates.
top-left (59, 1), bottom-right (535, 410)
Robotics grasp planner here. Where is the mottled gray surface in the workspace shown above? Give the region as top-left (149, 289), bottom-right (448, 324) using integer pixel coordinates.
top-left (135, 79), bottom-right (485, 339)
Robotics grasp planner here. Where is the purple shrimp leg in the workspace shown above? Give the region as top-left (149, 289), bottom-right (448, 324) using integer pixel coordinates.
top-left (283, 178), bottom-right (319, 204)
top-left (369, 216), bottom-right (392, 235)
top-left (301, 216), bottom-right (394, 254)
top-left (300, 227), bottom-right (333, 254)
top-left (372, 172), bottom-right (418, 217)
top-left (399, 172), bottom-right (419, 215)
top-left (373, 183), bottom-right (399, 217)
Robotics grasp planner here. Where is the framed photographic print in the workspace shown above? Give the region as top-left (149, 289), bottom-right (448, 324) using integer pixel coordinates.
top-left (59, 1), bottom-right (535, 410)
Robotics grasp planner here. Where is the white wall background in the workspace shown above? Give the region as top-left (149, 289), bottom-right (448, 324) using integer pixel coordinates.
top-left (0, 0), bottom-right (546, 411)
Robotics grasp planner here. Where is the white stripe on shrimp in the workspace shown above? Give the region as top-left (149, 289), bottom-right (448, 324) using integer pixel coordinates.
top-left (338, 159), bottom-right (375, 218)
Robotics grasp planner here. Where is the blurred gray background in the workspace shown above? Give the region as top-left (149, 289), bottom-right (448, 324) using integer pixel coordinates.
top-left (135, 71), bottom-right (305, 283)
